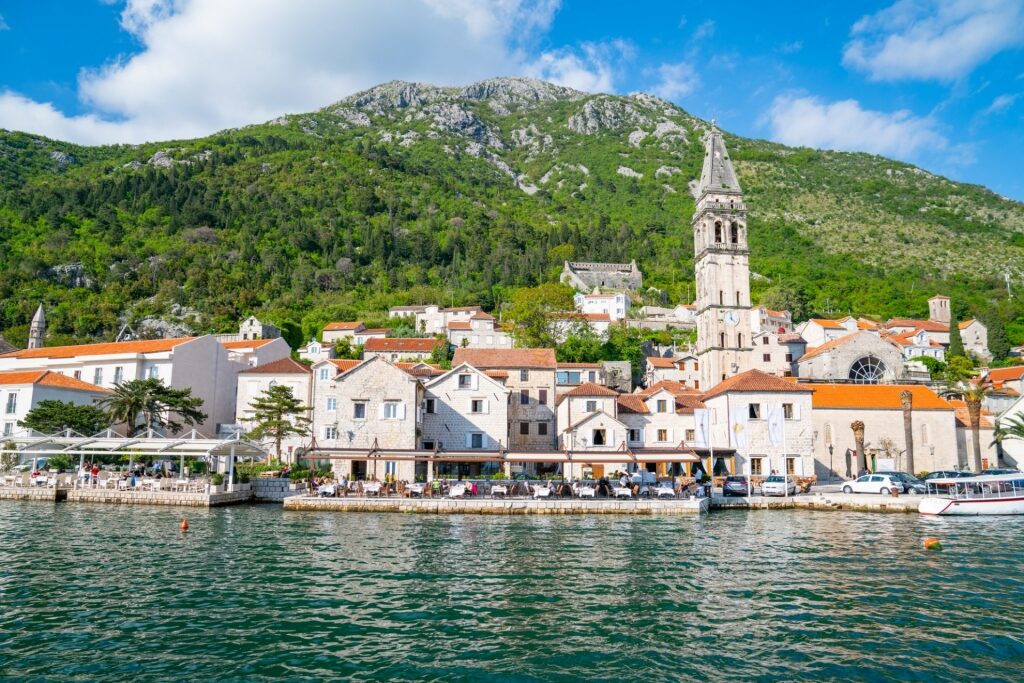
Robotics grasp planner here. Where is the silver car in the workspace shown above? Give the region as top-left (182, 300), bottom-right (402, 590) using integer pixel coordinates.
top-left (761, 474), bottom-right (797, 496)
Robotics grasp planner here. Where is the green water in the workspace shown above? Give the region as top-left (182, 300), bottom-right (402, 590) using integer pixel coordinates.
top-left (1, 503), bottom-right (1022, 682)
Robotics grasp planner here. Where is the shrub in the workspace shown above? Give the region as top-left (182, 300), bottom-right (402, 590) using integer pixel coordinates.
top-left (211, 473), bottom-right (224, 486)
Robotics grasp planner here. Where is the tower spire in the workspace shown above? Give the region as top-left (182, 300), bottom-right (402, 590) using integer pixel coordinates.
top-left (698, 123), bottom-right (741, 196)
top-left (28, 303), bottom-right (46, 349)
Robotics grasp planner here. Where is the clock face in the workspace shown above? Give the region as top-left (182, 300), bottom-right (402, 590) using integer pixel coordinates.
top-left (723, 311), bottom-right (738, 326)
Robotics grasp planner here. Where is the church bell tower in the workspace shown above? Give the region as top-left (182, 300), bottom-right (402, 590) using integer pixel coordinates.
top-left (693, 122), bottom-right (752, 390)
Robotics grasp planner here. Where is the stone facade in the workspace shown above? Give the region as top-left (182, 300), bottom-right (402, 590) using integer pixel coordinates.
top-left (797, 332), bottom-right (904, 383)
top-left (560, 260), bottom-right (643, 292)
top-left (235, 358), bottom-right (312, 463)
top-left (420, 364), bottom-right (510, 451)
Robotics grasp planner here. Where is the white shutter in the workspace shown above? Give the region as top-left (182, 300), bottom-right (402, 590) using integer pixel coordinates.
top-left (465, 433), bottom-right (472, 448)
top-left (640, 429), bottom-right (646, 444)
top-left (398, 403), bottom-right (406, 420)
top-left (793, 404), bottom-right (801, 420)
top-left (482, 399), bottom-right (489, 414)
top-left (378, 403), bottom-right (386, 419)
top-left (471, 374), bottom-right (479, 390)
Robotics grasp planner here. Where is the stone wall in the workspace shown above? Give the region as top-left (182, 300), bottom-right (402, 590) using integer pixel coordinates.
top-left (284, 495), bottom-right (708, 515)
top-left (252, 477), bottom-right (306, 502)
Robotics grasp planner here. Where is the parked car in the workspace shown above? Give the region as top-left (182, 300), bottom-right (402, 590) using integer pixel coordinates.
top-left (722, 475), bottom-right (750, 496)
top-left (923, 470), bottom-right (973, 480)
top-left (875, 471), bottom-right (926, 494)
top-left (980, 468), bottom-right (1021, 476)
top-left (761, 474), bottom-right (797, 496)
top-left (841, 474), bottom-right (905, 494)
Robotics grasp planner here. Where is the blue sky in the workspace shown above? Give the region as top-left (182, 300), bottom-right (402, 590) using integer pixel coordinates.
top-left (1, 0), bottom-right (1022, 199)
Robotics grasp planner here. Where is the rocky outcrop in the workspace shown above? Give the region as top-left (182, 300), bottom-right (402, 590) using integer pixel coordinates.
top-left (48, 264), bottom-right (92, 288)
top-left (49, 150), bottom-right (75, 168)
top-left (617, 166), bottom-right (643, 179)
top-left (568, 97), bottom-right (651, 135)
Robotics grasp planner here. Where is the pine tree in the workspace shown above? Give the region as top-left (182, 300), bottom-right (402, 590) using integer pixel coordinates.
top-left (948, 313), bottom-right (965, 358)
top-left (246, 385), bottom-right (311, 461)
top-left (983, 308), bottom-right (1011, 360)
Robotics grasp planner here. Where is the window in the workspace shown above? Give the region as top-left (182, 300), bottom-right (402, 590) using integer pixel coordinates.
top-left (592, 429), bottom-right (606, 446)
top-left (738, 334), bottom-right (743, 348)
top-left (520, 369), bottom-right (529, 381)
top-left (4, 393), bottom-right (16, 414)
top-left (458, 374), bottom-right (472, 389)
top-left (736, 291), bottom-right (741, 305)
top-left (694, 380), bottom-right (700, 390)
top-left (557, 371), bottom-right (581, 385)
top-left (763, 337), bottom-right (769, 345)
top-left (585, 400), bottom-right (597, 412)
top-left (587, 371), bottom-right (596, 382)
top-left (471, 399), bottom-right (486, 414)
top-left (94, 368), bottom-right (103, 385)
top-left (520, 389), bottom-right (529, 405)
top-left (520, 422), bottom-right (530, 435)
top-left (324, 426), bottom-right (338, 440)
top-left (714, 221), bottom-right (723, 243)
top-left (763, 353), bottom-right (771, 363)
top-left (785, 353), bottom-right (793, 363)
top-left (719, 291), bottom-right (724, 305)
top-left (537, 422), bottom-right (548, 436)
top-left (538, 389), bottom-right (547, 405)
top-left (730, 221), bottom-right (739, 244)
top-left (423, 440), bottom-right (435, 451)
top-left (383, 402), bottom-right (400, 419)
top-left (657, 429), bottom-right (668, 442)
top-left (849, 356), bottom-right (886, 384)
top-left (319, 368), bottom-right (329, 380)
top-left (147, 366), bottom-right (159, 379)
top-left (326, 398), bottom-right (337, 412)
top-left (353, 402), bottom-right (366, 419)
top-left (628, 429), bottom-right (641, 442)
top-left (824, 423), bottom-right (833, 446)
top-left (693, 362), bottom-right (698, 371)
top-left (471, 433), bottom-right (484, 449)
top-left (424, 398), bottom-right (436, 414)
top-left (786, 457), bottom-right (797, 475)
top-left (783, 403), bottom-right (794, 419)
top-left (685, 429), bottom-right (695, 442)
top-left (751, 457), bottom-right (763, 476)
top-left (656, 399), bottom-right (668, 413)
top-left (719, 332), bottom-right (726, 347)
top-left (748, 403), bottom-right (761, 419)
top-left (3, 422), bottom-right (12, 436)
top-left (114, 367), bottom-right (123, 384)
top-left (921, 423), bottom-right (930, 446)
top-left (73, 370), bottom-right (82, 380)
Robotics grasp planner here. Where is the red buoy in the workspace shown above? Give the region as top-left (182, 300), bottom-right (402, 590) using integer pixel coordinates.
top-left (180, 517), bottom-right (189, 531)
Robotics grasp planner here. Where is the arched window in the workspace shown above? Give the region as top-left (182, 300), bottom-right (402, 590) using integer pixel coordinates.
top-left (719, 332), bottom-right (726, 347)
top-left (824, 423), bottom-right (833, 446)
top-left (737, 334), bottom-right (743, 348)
top-left (730, 221), bottom-right (739, 244)
top-left (714, 221), bottom-right (723, 243)
top-left (719, 290), bottom-right (724, 305)
top-left (736, 290), bottom-right (741, 305)
top-left (849, 356), bottom-right (886, 384)
top-left (920, 423), bottom-right (930, 446)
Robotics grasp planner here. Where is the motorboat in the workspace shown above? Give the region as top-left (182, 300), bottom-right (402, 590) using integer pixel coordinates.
top-left (919, 473), bottom-right (1024, 515)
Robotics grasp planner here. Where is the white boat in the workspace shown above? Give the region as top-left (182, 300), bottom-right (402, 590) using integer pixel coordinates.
top-left (919, 473), bottom-right (1024, 516)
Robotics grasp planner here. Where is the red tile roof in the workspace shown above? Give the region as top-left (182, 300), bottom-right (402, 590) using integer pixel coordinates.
top-left (561, 382), bottom-right (619, 398)
top-left (452, 348), bottom-right (557, 369)
top-left (0, 370), bottom-right (111, 393)
top-left (946, 399), bottom-right (994, 428)
top-left (323, 321), bottom-right (364, 331)
top-left (485, 370), bottom-right (509, 380)
top-left (364, 337), bottom-right (438, 353)
top-left (0, 337), bottom-right (196, 360)
top-left (447, 321), bottom-right (472, 330)
top-left (799, 332), bottom-right (864, 361)
top-left (811, 384), bottom-right (951, 410)
top-left (582, 313), bottom-right (612, 322)
top-left (240, 357), bottom-right (311, 375)
top-left (328, 359), bottom-right (363, 374)
top-left (884, 318), bottom-right (947, 332)
top-left (443, 306), bottom-right (483, 312)
top-left (617, 395), bottom-right (649, 414)
top-left (701, 370), bottom-right (814, 400)
top-left (958, 319), bottom-right (978, 330)
top-left (395, 362), bottom-right (444, 377)
top-left (646, 357), bottom-right (677, 369)
top-left (987, 366), bottom-right (1024, 382)
top-left (808, 319), bottom-right (846, 330)
top-left (471, 312), bottom-right (495, 320)
top-left (639, 380), bottom-right (694, 397)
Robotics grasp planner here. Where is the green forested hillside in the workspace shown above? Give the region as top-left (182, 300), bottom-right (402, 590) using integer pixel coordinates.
top-left (1, 77), bottom-right (1022, 348)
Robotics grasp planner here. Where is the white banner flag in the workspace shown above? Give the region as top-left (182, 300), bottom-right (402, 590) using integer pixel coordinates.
top-left (729, 407), bottom-right (748, 449)
top-left (767, 403), bottom-right (784, 447)
top-left (694, 408), bottom-right (710, 447)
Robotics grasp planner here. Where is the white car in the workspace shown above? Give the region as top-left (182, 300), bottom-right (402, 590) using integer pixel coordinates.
top-left (761, 474), bottom-right (797, 496)
top-left (841, 474), bottom-right (904, 495)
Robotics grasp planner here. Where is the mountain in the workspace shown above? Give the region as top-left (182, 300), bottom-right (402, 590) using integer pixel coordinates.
top-left (1, 77), bottom-right (1023, 348)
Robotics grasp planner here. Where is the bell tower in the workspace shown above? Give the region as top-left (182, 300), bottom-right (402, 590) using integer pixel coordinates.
top-left (692, 122), bottom-right (752, 390)
top-left (28, 303), bottom-right (46, 350)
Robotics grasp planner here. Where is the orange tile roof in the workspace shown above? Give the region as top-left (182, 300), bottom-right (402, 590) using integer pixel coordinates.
top-left (328, 359), bottom-right (363, 374)
top-left (0, 337), bottom-right (195, 360)
top-left (646, 357), bottom-right (676, 369)
top-left (471, 312), bottom-right (495, 320)
top-left (884, 318), bottom-right (947, 332)
top-left (947, 399), bottom-right (995, 429)
top-left (958, 319), bottom-right (977, 330)
top-left (561, 382), bottom-right (619, 398)
top-left (674, 394), bottom-right (706, 413)
top-left (485, 370), bottom-right (509, 380)
top-left (364, 337), bottom-right (438, 353)
top-left (221, 339), bottom-right (276, 349)
top-left (447, 321), bottom-right (472, 330)
top-left (617, 395), bottom-right (649, 414)
top-left (395, 362), bottom-right (444, 377)
top-left (452, 348), bottom-right (557, 369)
top-left (857, 319), bottom-right (880, 330)
top-left (0, 370), bottom-right (111, 393)
top-left (764, 308), bottom-right (789, 317)
top-left (701, 370), bottom-right (814, 400)
top-left (323, 321), bottom-right (364, 331)
top-left (239, 357), bottom-right (311, 375)
top-left (809, 318), bottom-right (845, 329)
top-left (811, 384), bottom-right (952, 410)
top-left (582, 313), bottom-right (612, 322)
top-left (987, 366), bottom-right (1024, 382)
top-left (799, 332), bottom-right (862, 361)
top-left (639, 380), bottom-right (694, 397)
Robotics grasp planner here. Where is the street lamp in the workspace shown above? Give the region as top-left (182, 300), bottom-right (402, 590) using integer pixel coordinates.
top-left (828, 444), bottom-right (834, 483)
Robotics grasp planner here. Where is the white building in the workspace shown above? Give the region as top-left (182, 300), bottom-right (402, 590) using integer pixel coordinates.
top-left (573, 292), bottom-right (630, 321)
top-left (420, 363), bottom-right (510, 456)
top-left (1, 370), bottom-right (111, 439)
top-left (447, 312), bottom-right (514, 349)
top-left (644, 355), bottom-right (700, 389)
top-left (321, 322), bottom-right (390, 346)
top-left (235, 357), bottom-right (313, 463)
top-left (362, 337), bottom-right (440, 362)
top-left (751, 331), bottom-right (806, 377)
top-left (388, 305), bottom-right (483, 336)
top-left (750, 307), bottom-right (792, 334)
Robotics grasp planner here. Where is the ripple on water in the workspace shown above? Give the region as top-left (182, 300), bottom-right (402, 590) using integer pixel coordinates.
top-left (0, 504), bottom-right (1022, 682)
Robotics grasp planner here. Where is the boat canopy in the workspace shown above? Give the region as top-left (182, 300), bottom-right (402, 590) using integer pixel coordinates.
top-left (928, 473), bottom-right (1024, 485)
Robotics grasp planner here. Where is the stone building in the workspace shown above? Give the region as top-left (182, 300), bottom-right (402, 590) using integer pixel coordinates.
top-left (751, 331), bottom-right (806, 378)
top-left (420, 363), bottom-right (510, 455)
top-left (321, 322), bottom-right (390, 345)
top-left (362, 337), bottom-right (439, 362)
top-left (644, 355), bottom-right (700, 389)
top-left (235, 357), bottom-right (312, 463)
top-left (560, 260), bottom-right (643, 292)
top-left (446, 313), bottom-right (514, 349)
top-left (796, 332), bottom-right (905, 383)
top-left (388, 305), bottom-right (483, 335)
top-left (215, 316), bottom-right (282, 343)
top-left (452, 348), bottom-right (557, 450)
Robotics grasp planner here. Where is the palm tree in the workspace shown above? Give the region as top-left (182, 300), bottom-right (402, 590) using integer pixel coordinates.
top-left (100, 380), bottom-right (153, 435)
top-left (99, 378), bottom-right (206, 436)
top-left (992, 414), bottom-right (1024, 466)
top-left (900, 390), bottom-right (915, 475)
top-left (851, 420), bottom-right (866, 474)
top-left (962, 379), bottom-right (992, 472)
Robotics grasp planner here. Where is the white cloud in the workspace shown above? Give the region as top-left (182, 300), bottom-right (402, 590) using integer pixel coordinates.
top-left (525, 40), bottom-right (632, 93)
top-left (651, 62), bottom-right (700, 100)
top-left (0, 0), bottom-right (585, 145)
top-left (766, 94), bottom-right (947, 159)
top-left (844, 0), bottom-right (1024, 82)
top-left (692, 19), bottom-right (715, 41)
top-left (0, 13), bottom-right (9, 31)
top-left (984, 93), bottom-right (1020, 114)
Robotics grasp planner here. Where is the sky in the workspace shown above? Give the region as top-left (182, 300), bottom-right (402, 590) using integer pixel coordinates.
top-left (1, 0), bottom-right (1022, 199)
